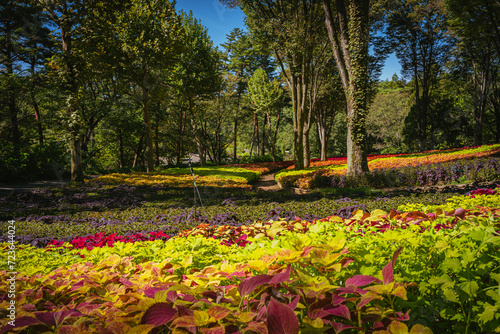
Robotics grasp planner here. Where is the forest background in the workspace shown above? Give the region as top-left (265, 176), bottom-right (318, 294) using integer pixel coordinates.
top-left (1, 0), bottom-right (499, 183)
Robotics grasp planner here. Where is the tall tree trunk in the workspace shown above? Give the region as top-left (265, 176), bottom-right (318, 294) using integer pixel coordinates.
top-left (256, 115), bottom-right (260, 156)
top-left (233, 118), bottom-right (238, 161)
top-left (30, 59), bottom-right (43, 145)
top-left (5, 31), bottom-right (20, 157)
top-left (472, 52), bottom-right (491, 146)
top-left (61, 22), bottom-right (84, 182)
top-left (8, 97), bottom-right (20, 157)
top-left (133, 134), bottom-right (144, 168)
top-left (32, 98), bottom-right (43, 145)
top-left (155, 121), bottom-right (160, 167)
top-left (322, 0), bottom-right (369, 176)
top-left (142, 85), bottom-right (154, 172)
top-left (177, 109), bottom-right (185, 166)
top-left (303, 129), bottom-right (310, 168)
top-left (261, 114), bottom-right (266, 156)
top-left (188, 97), bottom-right (206, 166)
top-left (249, 113), bottom-right (257, 158)
top-left (266, 112), bottom-right (278, 162)
top-left (117, 128), bottom-right (124, 168)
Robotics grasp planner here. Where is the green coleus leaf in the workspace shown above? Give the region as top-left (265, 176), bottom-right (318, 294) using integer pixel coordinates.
top-left (478, 302), bottom-right (499, 323)
top-left (458, 280), bottom-right (479, 298)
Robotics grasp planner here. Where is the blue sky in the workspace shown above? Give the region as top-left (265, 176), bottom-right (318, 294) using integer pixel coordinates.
top-left (175, 0), bottom-right (401, 81)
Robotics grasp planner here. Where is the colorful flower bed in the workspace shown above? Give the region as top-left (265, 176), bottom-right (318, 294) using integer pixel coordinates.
top-left (277, 144), bottom-right (500, 189)
top-left (226, 161), bottom-right (295, 174)
top-left (1, 191), bottom-right (499, 333)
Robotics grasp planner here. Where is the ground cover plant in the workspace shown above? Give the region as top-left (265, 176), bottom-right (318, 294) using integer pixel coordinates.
top-left (1, 190), bottom-right (499, 333)
top-left (277, 144), bottom-right (500, 189)
top-left (1, 150), bottom-right (499, 333)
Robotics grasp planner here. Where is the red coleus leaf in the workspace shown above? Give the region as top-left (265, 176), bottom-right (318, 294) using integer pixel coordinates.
top-left (200, 327), bottom-right (225, 334)
top-left (140, 302), bottom-right (177, 326)
top-left (382, 247), bottom-right (404, 285)
top-left (269, 265), bottom-right (291, 285)
top-left (144, 286), bottom-right (169, 299)
top-left (454, 208), bottom-right (466, 219)
top-left (345, 275), bottom-right (381, 287)
top-left (34, 309), bottom-right (82, 328)
top-left (246, 321), bottom-right (269, 334)
top-left (238, 275), bottom-right (272, 297)
top-left (325, 304), bottom-right (351, 321)
top-left (0, 316), bottom-right (40, 334)
top-left (267, 298), bottom-right (300, 334)
top-left (327, 321), bottom-right (356, 334)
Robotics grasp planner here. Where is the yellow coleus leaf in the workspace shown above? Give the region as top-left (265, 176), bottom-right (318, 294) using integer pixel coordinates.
top-left (329, 215), bottom-right (344, 223)
top-left (303, 316), bottom-right (324, 328)
top-left (387, 320), bottom-right (409, 334)
top-left (194, 310), bottom-right (211, 326)
top-left (409, 324), bottom-right (434, 334)
top-left (391, 286), bottom-right (408, 300)
top-left (366, 282), bottom-right (394, 296)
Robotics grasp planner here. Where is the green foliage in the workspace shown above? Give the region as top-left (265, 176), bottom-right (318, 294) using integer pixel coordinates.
top-left (0, 140), bottom-right (67, 182)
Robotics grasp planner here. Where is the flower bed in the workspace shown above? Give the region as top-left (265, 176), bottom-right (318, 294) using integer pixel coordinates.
top-left (1, 191), bottom-right (499, 333)
top-left (277, 144), bottom-right (500, 189)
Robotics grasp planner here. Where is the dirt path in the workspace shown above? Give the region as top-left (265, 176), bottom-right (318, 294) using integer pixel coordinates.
top-left (253, 173), bottom-right (280, 191)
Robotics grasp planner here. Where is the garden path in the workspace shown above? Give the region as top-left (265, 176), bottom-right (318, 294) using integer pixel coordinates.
top-left (253, 173), bottom-right (280, 191)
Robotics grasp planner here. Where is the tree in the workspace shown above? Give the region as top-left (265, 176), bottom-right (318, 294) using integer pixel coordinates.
top-left (114, 0), bottom-right (184, 172)
top-left (321, 0), bottom-right (372, 176)
top-left (172, 11), bottom-right (220, 166)
top-left (385, 0), bottom-right (453, 151)
top-left (222, 28), bottom-right (250, 162)
top-left (222, 28), bottom-right (277, 161)
top-left (445, 0), bottom-right (498, 145)
top-left (33, 0), bottom-right (128, 181)
top-left (367, 78), bottom-right (410, 153)
top-left (0, 1), bottom-right (49, 156)
top-left (248, 68), bottom-right (283, 161)
top-left (314, 60), bottom-right (345, 160)
top-left (232, 0), bottom-right (330, 170)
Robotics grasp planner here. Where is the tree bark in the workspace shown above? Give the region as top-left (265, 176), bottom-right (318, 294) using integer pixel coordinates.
top-left (322, 0), bottom-right (370, 176)
top-left (249, 112), bottom-right (257, 158)
top-left (32, 97), bottom-right (43, 145)
top-left (5, 30), bottom-right (20, 157)
top-left (142, 85), bottom-right (154, 172)
top-left (155, 121), bottom-right (160, 166)
top-left (117, 128), bottom-right (124, 168)
top-left (133, 133), bottom-right (144, 168)
top-left (60, 17), bottom-right (84, 182)
top-left (233, 117), bottom-right (238, 161)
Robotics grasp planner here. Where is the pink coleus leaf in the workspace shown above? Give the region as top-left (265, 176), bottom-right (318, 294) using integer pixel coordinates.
top-left (140, 302), bottom-right (177, 326)
top-left (382, 247), bottom-right (403, 285)
top-left (454, 208), bottom-right (466, 219)
top-left (267, 298), bottom-right (300, 334)
top-left (346, 275), bottom-right (381, 287)
top-left (238, 274), bottom-right (272, 297)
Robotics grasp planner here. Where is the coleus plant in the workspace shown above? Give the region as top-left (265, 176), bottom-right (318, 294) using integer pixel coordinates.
top-left (0, 241), bottom-right (432, 333)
